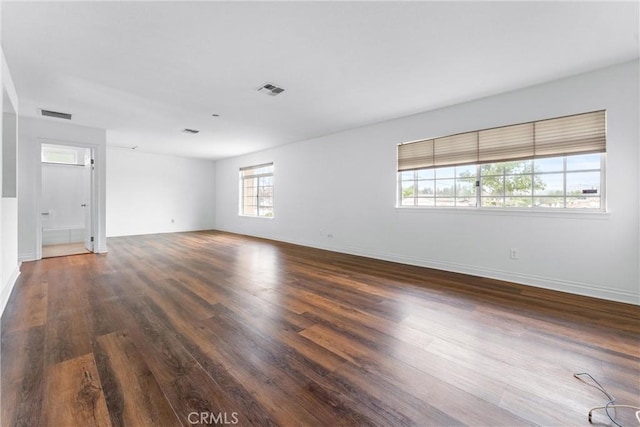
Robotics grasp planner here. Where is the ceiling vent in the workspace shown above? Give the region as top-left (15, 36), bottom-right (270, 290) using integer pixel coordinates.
top-left (41, 109), bottom-right (72, 120)
top-left (183, 128), bottom-right (200, 134)
top-left (258, 83), bottom-right (285, 96)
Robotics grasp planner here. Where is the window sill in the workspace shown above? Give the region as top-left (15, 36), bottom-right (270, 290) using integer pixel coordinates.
top-left (394, 206), bottom-right (610, 220)
top-left (238, 214), bottom-right (274, 220)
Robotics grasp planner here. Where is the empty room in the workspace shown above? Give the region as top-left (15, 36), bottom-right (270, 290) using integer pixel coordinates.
top-left (0, 1), bottom-right (638, 426)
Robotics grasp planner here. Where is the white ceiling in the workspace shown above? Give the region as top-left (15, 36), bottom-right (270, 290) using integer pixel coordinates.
top-left (2, 1), bottom-right (638, 160)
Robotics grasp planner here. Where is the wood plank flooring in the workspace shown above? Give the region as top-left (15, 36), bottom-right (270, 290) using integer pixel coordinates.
top-left (1, 230), bottom-right (638, 426)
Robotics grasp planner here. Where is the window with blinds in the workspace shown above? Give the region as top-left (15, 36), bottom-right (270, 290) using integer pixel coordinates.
top-left (240, 163), bottom-right (274, 217)
top-left (397, 111), bottom-right (606, 210)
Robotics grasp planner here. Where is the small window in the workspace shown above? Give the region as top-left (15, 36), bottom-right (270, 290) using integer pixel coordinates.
top-left (41, 145), bottom-right (79, 165)
top-left (240, 163), bottom-right (274, 217)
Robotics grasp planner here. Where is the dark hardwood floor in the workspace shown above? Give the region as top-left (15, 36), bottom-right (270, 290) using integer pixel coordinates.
top-left (1, 230), bottom-right (638, 426)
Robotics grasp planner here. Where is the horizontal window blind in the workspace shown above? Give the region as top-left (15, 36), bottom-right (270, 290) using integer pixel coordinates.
top-left (478, 122), bottom-right (533, 163)
top-left (397, 138), bottom-right (435, 170)
top-left (433, 132), bottom-right (478, 167)
top-left (397, 110), bottom-right (605, 172)
top-left (534, 111), bottom-right (606, 158)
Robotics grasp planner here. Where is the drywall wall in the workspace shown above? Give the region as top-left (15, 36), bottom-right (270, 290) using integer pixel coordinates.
top-left (106, 148), bottom-right (215, 237)
top-left (1, 45), bottom-right (20, 316)
top-left (1, 197), bottom-right (18, 299)
top-left (2, 112), bottom-right (17, 197)
top-left (18, 117), bottom-right (107, 261)
top-left (215, 60), bottom-right (640, 305)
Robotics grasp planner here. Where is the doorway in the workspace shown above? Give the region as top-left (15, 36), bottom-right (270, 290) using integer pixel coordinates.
top-left (40, 143), bottom-right (94, 258)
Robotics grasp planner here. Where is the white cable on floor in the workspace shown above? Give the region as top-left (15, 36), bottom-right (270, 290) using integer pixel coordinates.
top-left (574, 372), bottom-right (640, 427)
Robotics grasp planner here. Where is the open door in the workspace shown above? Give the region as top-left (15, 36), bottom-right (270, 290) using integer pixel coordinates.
top-left (83, 149), bottom-right (94, 253)
top-left (40, 143), bottom-right (94, 258)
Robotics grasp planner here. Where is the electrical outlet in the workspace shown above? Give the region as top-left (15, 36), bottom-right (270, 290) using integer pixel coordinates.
top-left (510, 248), bottom-right (518, 260)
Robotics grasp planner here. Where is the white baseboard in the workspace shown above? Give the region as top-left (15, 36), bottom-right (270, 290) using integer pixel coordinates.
top-left (218, 228), bottom-right (639, 306)
top-left (18, 252), bottom-right (37, 262)
top-left (0, 265), bottom-right (21, 318)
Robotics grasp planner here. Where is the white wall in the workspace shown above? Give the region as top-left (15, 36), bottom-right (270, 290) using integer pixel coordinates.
top-left (2, 112), bottom-right (17, 198)
top-left (18, 117), bottom-right (107, 261)
top-left (1, 45), bottom-right (20, 316)
top-left (215, 60), bottom-right (640, 305)
top-left (106, 148), bottom-right (215, 237)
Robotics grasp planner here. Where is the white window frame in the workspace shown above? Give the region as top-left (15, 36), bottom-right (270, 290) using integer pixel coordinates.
top-left (41, 145), bottom-right (79, 165)
top-left (397, 153), bottom-right (606, 212)
top-left (239, 162), bottom-right (274, 218)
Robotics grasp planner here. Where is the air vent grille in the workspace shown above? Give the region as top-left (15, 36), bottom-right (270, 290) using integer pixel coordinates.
top-left (41, 109), bottom-right (72, 120)
top-left (258, 83), bottom-right (285, 96)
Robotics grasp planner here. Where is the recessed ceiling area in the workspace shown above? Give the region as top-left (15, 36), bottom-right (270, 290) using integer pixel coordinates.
top-left (2, 1), bottom-right (638, 160)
